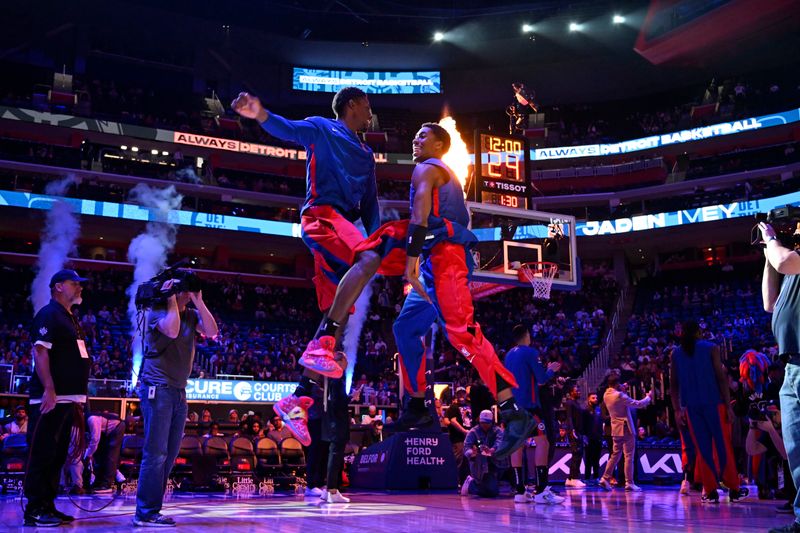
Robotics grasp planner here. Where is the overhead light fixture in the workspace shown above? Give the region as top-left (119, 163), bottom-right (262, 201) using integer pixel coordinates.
top-left (162, 151), bottom-right (169, 156)
top-left (613, 14), bottom-right (625, 24)
top-left (151, 149), bottom-right (159, 155)
top-left (522, 23), bottom-right (534, 33)
top-left (433, 31), bottom-right (444, 42)
top-left (569, 22), bottom-right (582, 32)
top-left (120, 145), bottom-right (127, 150)
top-left (131, 146), bottom-right (139, 152)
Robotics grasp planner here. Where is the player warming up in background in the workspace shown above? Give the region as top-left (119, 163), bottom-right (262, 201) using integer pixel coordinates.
top-left (391, 122), bottom-right (535, 459)
top-left (504, 324), bottom-right (565, 504)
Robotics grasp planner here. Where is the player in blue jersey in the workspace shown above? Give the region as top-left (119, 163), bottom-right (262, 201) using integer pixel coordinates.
top-left (670, 320), bottom-right (745, 503)
top-left (504, 324), bottom-right (564, 504)
top-left (232, 88), bottom-right (404, 445)
top-left (391, 123), bottom-right (535, 459)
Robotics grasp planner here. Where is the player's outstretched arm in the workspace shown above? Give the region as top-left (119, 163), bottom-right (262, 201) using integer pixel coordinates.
top-left (231, 91), bottom-right (319, 146)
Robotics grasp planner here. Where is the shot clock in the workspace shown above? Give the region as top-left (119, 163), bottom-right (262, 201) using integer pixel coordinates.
top-left (473, 131), bottom-right (530, 209)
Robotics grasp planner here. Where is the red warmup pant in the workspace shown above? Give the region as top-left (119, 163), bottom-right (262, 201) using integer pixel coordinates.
top-left (685, 404), bottom-right (740, 493)
top-left (301, 206), bottom-right (406, 312)
top-left (393, 241), bottom-right (517, 398)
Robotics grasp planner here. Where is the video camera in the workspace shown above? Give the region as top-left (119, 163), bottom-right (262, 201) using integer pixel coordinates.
top-left (134, 262), bottom-right (201, 308)
top-left (748, 399), bottom-right (779, 423)
top-left (751, 205), bottom-right (800, 248)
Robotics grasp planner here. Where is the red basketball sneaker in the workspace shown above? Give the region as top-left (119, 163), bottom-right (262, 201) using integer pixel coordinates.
top-left (274, 394), bottom-right (314, 446)
top-left (299, 336), bottom-right (343, 378)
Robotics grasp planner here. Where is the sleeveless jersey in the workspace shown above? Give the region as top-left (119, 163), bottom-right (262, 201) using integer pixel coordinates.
top-left (409, 158), bottom-right (476, 252)
top-left (673, 340), bottom-right (722, 407)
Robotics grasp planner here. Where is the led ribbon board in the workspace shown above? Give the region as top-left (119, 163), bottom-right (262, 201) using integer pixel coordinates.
top-left (531, 108), bottom-right (800, 161)
top-left (293, 68), bottom-right (441, 94)
top-left (2, 189), bottom-right (798, 239)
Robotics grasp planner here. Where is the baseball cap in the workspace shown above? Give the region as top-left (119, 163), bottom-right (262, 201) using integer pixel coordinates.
top-left (479, 410), bottom-right (494, 423)
top-left (455, 387), bottom-right (467, 395)
top-left (49, 269), bottom-right (88, 288)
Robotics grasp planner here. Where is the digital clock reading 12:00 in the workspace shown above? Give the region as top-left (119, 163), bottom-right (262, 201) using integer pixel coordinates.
top-left (480, 133), bottom-right (524, 182)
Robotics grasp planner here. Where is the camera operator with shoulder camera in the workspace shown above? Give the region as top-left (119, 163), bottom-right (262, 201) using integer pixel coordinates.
top-left (760, 215), bottom-right (800, 533)
top-left (134, 270), bottom-right (217, 527)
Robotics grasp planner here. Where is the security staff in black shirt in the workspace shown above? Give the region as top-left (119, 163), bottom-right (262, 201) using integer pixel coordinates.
top-left (24, 269), bottom-right (91, 527)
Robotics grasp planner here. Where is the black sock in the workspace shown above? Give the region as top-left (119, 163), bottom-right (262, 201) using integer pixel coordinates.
top-left (294, 375), bottom-right (317, 397)
top-left (498, 397), bottom-right (517, 411)
top-left (513, 467), bottom-right (525, 494)
top-left (536, 466), bottom-right (548, 494)
top-left (318, 318), bottom-right (340, 338)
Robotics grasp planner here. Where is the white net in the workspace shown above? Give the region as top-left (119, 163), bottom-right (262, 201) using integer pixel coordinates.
top-left (519, 262), bottom-right (558, 300)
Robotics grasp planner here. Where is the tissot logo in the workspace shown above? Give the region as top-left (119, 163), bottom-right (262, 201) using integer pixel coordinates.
top-left (482, 180), bottom-right (527, 193)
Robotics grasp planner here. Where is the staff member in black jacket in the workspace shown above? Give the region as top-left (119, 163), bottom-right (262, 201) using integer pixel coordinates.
top-left (24, 270), bottom-right (91, 527)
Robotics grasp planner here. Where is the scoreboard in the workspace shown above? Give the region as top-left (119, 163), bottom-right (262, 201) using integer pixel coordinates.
top-left (473, 131), bottom-right (530, 209)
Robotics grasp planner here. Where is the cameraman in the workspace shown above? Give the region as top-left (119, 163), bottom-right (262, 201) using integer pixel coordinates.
top-left (760, 220), bottom-right (800, 533)
top-left (133, 282), bottom-right (217, 527)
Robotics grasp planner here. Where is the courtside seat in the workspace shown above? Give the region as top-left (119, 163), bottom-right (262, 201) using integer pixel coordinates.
top-left (229, 437), bottom-right (256, 474)
top-left (255, 437), bottom-right (281, 480)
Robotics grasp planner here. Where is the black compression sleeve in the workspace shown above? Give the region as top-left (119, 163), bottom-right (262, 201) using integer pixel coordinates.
top-left (407, 223), bottom-right (428, 258)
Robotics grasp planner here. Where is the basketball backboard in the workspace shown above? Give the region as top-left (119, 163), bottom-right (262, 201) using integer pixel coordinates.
top-left (467, 201), bottom-right (579, 292)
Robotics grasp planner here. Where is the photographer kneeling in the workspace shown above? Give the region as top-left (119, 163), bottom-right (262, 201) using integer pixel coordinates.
top-left (134, 272), bottom-right (217, 527)
top-left (461, 410), bottom-right (508, 498)
top-left (760, 220), bottom-right (800, 533)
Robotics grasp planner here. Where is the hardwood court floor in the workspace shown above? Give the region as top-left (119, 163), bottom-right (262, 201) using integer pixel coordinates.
top-left (0, 485), bottom-right (791, 531)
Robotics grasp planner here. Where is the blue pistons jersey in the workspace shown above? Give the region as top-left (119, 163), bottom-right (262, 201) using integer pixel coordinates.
top-left (410, 158), bottom-right (476, 252)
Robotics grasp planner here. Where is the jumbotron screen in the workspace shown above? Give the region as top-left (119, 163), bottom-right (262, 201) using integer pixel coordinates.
top-left (292, 67), bottom-right (441, 94)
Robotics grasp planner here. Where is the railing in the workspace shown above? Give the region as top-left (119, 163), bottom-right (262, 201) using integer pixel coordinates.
top-left (579, 286), bottom-right (627, 400)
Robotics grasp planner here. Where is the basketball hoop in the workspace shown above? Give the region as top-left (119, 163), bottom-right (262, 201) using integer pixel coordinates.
top-left (518, 262), bottom-right (558, 300)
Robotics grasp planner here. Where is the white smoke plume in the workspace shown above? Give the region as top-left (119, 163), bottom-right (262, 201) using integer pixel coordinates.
top-left (343, 280), bottom-right (374, 393)
top-left (126, 185), bottom-right (183, 387)
top-left (31, 176), bottom-right (80, 314)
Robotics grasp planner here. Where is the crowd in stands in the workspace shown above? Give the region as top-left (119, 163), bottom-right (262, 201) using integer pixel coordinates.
top-left (2, 67), bottom-right (798, 156)
top-left (0, 261), bottom-right (623, 406)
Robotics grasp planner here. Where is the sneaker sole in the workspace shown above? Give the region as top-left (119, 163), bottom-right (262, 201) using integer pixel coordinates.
top-left (273, 402), bottom-right (312, 446)
top-left (23, 519), bottom-right (61, 527)
top-left (132, 519), bottom-right (176, 527)
top-left (299, 356), bottom-right (344, 378)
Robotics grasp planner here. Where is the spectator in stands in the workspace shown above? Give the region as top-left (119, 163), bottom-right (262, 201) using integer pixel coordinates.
top-left (361, 405), bottom-right (381, 425)
top-left (461, 410), bottom-right (507, 498)
top-left (203, 422), bottom-right (224, 438)
top-left (201, 409), bottom-right (213, 424)
top-left (2, 405), bottom-right (28, 437)
top-left (250, 420), bottom-right (265, 439)
top-left (134, 287), bottom-right (218, 528)
top-left (266, 415), bottom-right (292, 443)
top-left (228, 409), bottom-right (239, 424)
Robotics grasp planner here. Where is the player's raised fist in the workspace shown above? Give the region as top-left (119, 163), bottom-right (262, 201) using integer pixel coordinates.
top-left (231, 92), bottom-right (267, 122)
